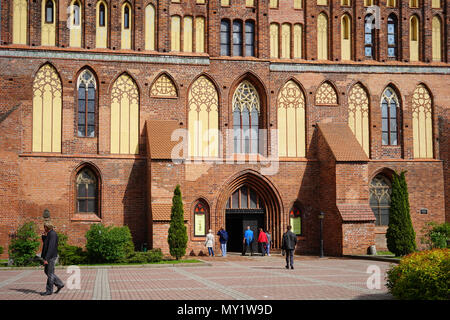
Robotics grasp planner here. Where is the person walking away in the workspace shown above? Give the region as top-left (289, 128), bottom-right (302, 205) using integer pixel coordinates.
top-left (205, 229), bottom-right (215, 256)
top-left (40, 222), bottom-right (64, 296)
top-left (265, 230), bottom-right (272, 256)
top-left (257, 228), bottom-right (268, 256)
top-left (242, 226), bottom-right (254, 256)
top-left (217, 227), bottom-right (228, 257)
top-left (281, 225), bottom-right (297, 269)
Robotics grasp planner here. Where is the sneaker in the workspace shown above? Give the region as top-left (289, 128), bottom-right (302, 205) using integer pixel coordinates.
top-left (40, 292), bottom-right (52, 296)
top-left (291, 266), bottom-right (294, 269)
top-left (285, 265), bottom-right (289, 269)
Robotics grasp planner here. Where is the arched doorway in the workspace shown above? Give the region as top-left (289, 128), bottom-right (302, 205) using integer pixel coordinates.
top-left (225, 185), bottom-right (265, 253)
top-left (216, 170), bottom-right (283, 253)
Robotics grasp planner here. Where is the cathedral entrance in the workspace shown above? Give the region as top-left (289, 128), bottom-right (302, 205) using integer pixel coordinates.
top-left (225, 186), bottom-right (266, 253)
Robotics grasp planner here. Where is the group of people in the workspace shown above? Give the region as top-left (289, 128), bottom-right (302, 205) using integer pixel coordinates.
top-left (204, 225), bottom-right (298, 269)
top-left (242, 226), bottom-right (272, 257)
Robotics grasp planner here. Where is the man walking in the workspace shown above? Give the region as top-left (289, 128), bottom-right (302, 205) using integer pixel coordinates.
top-left (281, 225), bottom-right (297, 269)
top-left (40, 222), bottom-right (64, 296)
top-left (217, 227), bottom-right (228, 257)
top-left (242, 226), bottom-right (254, 256)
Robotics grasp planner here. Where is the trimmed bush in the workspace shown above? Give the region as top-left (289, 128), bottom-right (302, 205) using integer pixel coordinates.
top-left (386, 171), bottom-right (416, 257)
top-left (8, 222), bottom-right (41, 266)
top-left (85, 224), bottom-right (134, 263)
top-left (167, 185), bottom-right (188, 260)
top-left (125, 249), bottom-right (163, 264)
top-left (386, 249), bottom-right (450, 300)
top-left (0, 246), bottom-right (3, 255)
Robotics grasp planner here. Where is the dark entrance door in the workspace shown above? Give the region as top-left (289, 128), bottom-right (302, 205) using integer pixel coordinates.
top-left (226, 211), bottom-right (264, 253)
top-left (225, 185), bottom-right (266, 253)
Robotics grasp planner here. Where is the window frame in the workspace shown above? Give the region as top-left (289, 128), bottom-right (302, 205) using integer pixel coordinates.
top-left (45, 0), bottom-right (54, 24)
top-left (220, 19), bottom-right (231, 56)
top-left (364, 14), bottom-right (376, 59)
top-left (387, 15), bottom-right (398, 59)
top-left (369, 175), bottom-right (391, 226)
top-left (193, 201), bottom-right (209, 237)
top-left (75, 167), bottom-right (100, 218)
top-left (381, 88), bottom-right (400, 146)
top-left (77, 70), bottom-right (97, 138)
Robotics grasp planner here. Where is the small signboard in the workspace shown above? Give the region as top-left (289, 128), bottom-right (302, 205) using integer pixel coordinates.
top-left (420, 208), bottom-right (428, 215)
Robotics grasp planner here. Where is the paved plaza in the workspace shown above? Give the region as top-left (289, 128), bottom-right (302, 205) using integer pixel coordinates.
top-left (0, 255), bottom-right (395, 300)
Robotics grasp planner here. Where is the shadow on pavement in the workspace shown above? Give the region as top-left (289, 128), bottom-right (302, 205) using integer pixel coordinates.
top-left (9, 288), bottom-right (42, 295)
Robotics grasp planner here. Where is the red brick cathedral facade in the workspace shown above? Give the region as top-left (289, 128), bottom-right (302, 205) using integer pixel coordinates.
top-left (0, 0), bottom-right (448, 257)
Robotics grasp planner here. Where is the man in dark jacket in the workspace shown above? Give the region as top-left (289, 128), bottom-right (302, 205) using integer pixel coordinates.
top-left (217, 227), bottom-right (228, 257)
top-left (40, 222), bottom-right (64, 296)
top-left (281, 225), bottom-right (297, 270)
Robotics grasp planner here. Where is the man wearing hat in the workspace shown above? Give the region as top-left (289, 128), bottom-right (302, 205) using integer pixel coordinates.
top-left (40, 222), bottom-right (64, 296)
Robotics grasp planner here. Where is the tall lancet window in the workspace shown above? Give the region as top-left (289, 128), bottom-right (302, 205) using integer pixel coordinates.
top-left (77, 70), bottom-right (96, 138)
top-left (233, 81), bottom-right (260, 154)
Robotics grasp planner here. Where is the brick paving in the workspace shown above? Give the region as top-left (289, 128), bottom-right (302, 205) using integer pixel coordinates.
top-left (0, 255), bottom-right (395, 300)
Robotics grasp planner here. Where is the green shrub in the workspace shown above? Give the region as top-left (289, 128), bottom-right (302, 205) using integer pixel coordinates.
top-left (421, 222), bottom-right (450, 250)
top-left (125, 249), bottom-right (163, 264)
top-left (55, 232), bottom-right (88, 265)
top-left (58, 245), bottom-right (88, 265)
top-left (85, 224), bottom-right (134, 263)
top-left (167, 185), bottom-right (188, 260)
top-left (0, 246), bottom-right (3, 255)
top-left (386, 171), bottom-right (416, 257)
top-left (8, 222), bottom-right (41, 266)
top-left (386, 249), bottom-right (450, 300)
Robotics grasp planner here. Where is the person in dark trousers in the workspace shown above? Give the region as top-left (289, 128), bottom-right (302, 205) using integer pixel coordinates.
top-left (257, 227), bottom-right (268, 256)
top-left (217, 227), bottom-right (228, 257)
top-left (281, 225), bottom-right (297, 269)
top-left (242, 226), bottom-right (254, 256)
top-left (40, 222), bottom-right (64, 296)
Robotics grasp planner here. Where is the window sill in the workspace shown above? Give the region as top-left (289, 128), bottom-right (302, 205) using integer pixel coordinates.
top-left (71, 213), bottom-right (101, 222)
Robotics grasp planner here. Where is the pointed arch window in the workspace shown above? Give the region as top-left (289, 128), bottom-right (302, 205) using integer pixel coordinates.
top-left (381, 87), bottom-right (400, 146)
top-left (194, 201), bottom-right (209, 237)
top-left (387, 15), bottom-right (398, 58)
top-left (370, 175), bottom-right (391, 226)
top-left (315, 81), bottom-right (338, 105)
top-left (121, 3), bottom-right (132, 49)
top-left (188, 76), bottom-right (219, 158)
top-left (32, 64), bottom-right (62, 153)
top-left (150, 74), bottom-right (177, 98)
top-left (110, 74), bottom-right (139, 154)
top-left (365, 15), bottom-right (376, 58)
top-left (77, 70), bottom-right (96, 138)
top-left (233, 81), bottom-right (260, 154)
top-left (226, 186), bottom-right (264, 210)
top-left (412, 85), bottom-right (433, 159)
top-left (76, 168), bottom-right (99, 217)
top-left (277, 80), bottom-right (306, 158)
top-left (290, 205), bottom-right (302, 236)
top-left (348, 83), bottom-right (370, 156)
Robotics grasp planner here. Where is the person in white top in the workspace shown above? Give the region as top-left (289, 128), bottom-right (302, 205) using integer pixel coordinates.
top-left (205, 229), bottom-right (215, 256)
